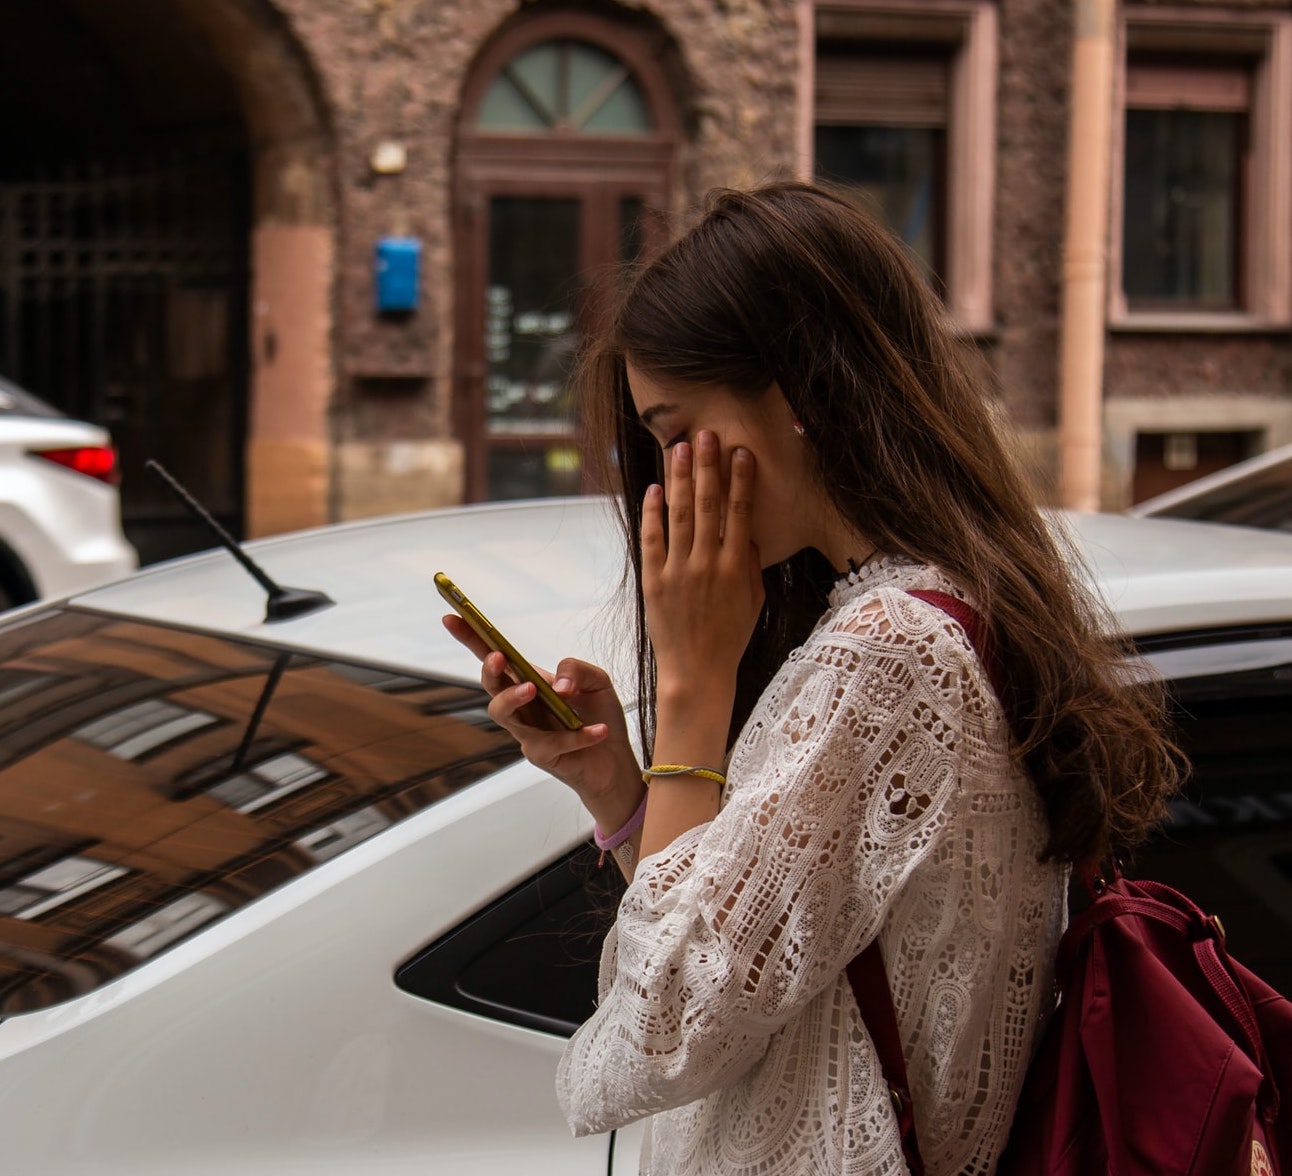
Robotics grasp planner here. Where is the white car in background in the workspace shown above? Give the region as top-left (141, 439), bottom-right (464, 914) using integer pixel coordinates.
top-left (0, 497), bottom-right (1289, 1173)
top-left (0, 373), bottom-right (137, 608)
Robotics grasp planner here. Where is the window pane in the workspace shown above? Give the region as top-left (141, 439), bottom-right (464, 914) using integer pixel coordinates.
top-left (478, 73), bottom-right (548, 131)
top-left (815, 125), bottom-right (943, 283)
top-left (508, 43), bottom-right (561, 123)
top-left (487, 447), bottom-right (582, 500)
top-left (582, 81), bottom-right (651, 135)
top-left (568, 41), bottom-right (650, 134)
top-left (1123, 108), bottom-right (1242, 308)
top-left (485, 197), bottom-right (580, 444)
top-left (570, 40), bottom-right (651, 135)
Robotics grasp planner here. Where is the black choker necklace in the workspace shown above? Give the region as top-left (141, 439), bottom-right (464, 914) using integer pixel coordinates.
top-left (845, 548), bottom-right (881, 576)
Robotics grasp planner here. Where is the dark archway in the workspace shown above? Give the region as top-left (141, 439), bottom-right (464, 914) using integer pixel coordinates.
top-left (0, 0), bottom-right (250, 564)
top-left (0, 0), bottom-right (336, 563)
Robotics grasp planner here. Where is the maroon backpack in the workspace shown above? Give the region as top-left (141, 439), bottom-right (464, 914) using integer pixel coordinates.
top-left (848, 589), bottom-right (1292, 1176)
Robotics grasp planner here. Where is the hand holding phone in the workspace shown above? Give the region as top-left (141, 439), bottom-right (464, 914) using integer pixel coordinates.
top-left (435, 572), bottom-right (584, 731)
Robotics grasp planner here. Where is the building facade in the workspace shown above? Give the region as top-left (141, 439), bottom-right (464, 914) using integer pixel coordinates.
top-left (1, 0), bottom-right (1289, 560)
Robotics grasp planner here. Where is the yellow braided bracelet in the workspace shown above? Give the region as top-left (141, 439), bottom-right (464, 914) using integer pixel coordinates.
top-left (642, 764), bottom-right (727, 787)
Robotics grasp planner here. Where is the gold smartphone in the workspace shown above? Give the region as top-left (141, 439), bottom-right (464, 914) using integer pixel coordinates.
top-left (435, 571), bottom-right (584, 731)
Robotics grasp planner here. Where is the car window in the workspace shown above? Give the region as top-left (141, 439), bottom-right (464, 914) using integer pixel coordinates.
top-left (396, 842), bottom-right (619, 1036)
top-left (0, 606), bottom-right (522, 1015)
top-left (1138, 632), bottom-right (1292, 996)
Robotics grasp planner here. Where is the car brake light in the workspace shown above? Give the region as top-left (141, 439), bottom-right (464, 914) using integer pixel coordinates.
top-left (29, 446), bottom-right (120, 486)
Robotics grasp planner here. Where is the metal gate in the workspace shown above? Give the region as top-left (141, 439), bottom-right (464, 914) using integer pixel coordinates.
top-left (0, 151), bottom-right (249, 565)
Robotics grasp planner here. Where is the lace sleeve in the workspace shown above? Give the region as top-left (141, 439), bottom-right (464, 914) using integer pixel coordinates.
top-left (556, 589), bottom-right (981, 1136)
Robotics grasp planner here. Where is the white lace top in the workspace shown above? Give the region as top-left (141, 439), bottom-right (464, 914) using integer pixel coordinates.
top-left (555, 557), bottom-right (1069, 1175)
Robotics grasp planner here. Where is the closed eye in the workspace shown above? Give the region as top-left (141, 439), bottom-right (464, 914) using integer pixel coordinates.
top-left (663, 432), bottom-right (687, 450)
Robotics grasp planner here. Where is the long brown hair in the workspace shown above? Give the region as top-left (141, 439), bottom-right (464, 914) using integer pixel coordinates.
top-left (580, 181), bottom-right (1180, 867)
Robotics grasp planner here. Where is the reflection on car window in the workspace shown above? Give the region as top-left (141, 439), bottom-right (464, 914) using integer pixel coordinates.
top-left (0, 608), bottom-right (522, 1015)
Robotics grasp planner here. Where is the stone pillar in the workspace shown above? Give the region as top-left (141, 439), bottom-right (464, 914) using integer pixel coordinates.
top-left (245, 218), bottom-right (335, 537)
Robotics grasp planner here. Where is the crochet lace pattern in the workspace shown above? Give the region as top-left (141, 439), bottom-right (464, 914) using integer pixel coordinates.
top-left (556, 558), bottom-right (1068, 1175)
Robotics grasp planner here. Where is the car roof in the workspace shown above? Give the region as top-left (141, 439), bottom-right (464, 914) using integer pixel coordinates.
top-left (73, 497), bottom-right (636, 688)
top-left (69, 497), bottom-right (1292, 681)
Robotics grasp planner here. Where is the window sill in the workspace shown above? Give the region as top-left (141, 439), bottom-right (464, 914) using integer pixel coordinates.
top-left (1109, 312), bottom-right (1291, 334)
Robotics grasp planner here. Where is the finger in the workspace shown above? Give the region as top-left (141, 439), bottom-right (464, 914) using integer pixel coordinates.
top-left (722, 446), bottom-right (756, 556)
top-left (442, 613), bottom-right (493, 663)
top-left (488, 678), bottom-right (554, 730)
top-left (552, 656), bottom-right (612, 697)
top-left (488, 678), bottom-right (609, 746)
top-left (667, 441), bottom-right (695, 558)
top-left (481, 649), bottom-right (521, 695)
top-left (520, 723), bottom-right (612, 771)
top-left (693, 430), bottom-right (722, 552)
top-left (641, 482), bottom-right (667, 582)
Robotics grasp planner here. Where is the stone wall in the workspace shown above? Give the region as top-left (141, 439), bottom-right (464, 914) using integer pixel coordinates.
top-left (262, 0), bottom-right (803, 522)
top-left (237, 0), bottom-right (1292, 520)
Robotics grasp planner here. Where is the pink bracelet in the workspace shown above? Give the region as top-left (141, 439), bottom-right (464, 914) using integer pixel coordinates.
top-left (593, 793), bottom-right (648, 851)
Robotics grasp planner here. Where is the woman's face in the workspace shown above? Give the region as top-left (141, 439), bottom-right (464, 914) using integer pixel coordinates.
top-left (625, 362), bottom-right (833, 569)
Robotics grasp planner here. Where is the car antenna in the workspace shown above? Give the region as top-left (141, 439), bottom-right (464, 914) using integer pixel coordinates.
top-left (146, 459), bottom-right (335, 623)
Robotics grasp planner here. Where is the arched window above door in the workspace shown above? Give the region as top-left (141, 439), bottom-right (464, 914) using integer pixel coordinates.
top-left (478, 39), bottom-right (652, 135)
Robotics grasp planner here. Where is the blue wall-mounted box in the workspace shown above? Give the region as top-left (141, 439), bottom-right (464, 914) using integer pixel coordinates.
top-left (375, 236), bottom-right (421, 313)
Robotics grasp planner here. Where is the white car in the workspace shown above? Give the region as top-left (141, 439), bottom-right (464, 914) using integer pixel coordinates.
top-left (0, 374), bottom-right (137, 608)
top-left (0, 497), bottom-right (1289, 1173)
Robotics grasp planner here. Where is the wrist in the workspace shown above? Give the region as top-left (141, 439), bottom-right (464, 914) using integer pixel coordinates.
top-left (593, 792), bottom-right (647, 851)
top-left (655, 671), bottom-right (736, 713)
top-left (579, 769), bottom-right (647, 838)
top-left (657, 674), bottom-right (734, 731)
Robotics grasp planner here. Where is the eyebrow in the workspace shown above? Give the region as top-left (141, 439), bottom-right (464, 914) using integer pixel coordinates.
top-left (638, 402), bottom-right (681, 431)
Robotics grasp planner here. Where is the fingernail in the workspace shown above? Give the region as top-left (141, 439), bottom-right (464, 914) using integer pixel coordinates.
top-left (734, 447), bottom-right (752, 464)
top-left (674, 442), bottom-right (691, 463)
top-left (697, 430), bottom-right (716, 451)
top-left (646, 483), bottom-right (663, 501)
top-left (554, 677), bottom-right (573, 693)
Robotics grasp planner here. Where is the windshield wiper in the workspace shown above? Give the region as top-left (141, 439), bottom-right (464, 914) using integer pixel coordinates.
top-left (147, 460), bottom-right (335, 623)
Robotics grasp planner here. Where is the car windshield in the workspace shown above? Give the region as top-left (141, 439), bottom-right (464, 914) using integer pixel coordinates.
top-left (0, 607), bottom-right (522, 1015)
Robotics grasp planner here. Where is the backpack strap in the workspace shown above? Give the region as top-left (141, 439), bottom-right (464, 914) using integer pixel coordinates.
top-left (846, 588), bottom-right (996, 1176)
top-left (847, 945), bottom-right (925, 1175)
top-left (907, 588), bottom-right (1004, 699)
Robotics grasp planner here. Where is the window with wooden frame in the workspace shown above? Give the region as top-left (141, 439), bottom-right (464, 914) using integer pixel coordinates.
top-left (812, 1), bottom-right (997, 333)
top-left (815, 47), bottom-right (950, 292)
top-left (1113, 11), bottom-right (1292, 328)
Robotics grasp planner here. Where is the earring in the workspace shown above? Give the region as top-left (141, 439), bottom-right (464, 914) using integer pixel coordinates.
top-left (792, 420), bottom-right (806, 438)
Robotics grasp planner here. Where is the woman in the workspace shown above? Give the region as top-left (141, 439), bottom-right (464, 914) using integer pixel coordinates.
top-left (445, 181), bottom-right (1179, 1175)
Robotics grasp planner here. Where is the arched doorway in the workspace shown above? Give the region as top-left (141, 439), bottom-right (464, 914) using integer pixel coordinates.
top-left (455, 10), bottom-right (680, 502)
top-left (0, 0), bottom-right (334, 562)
